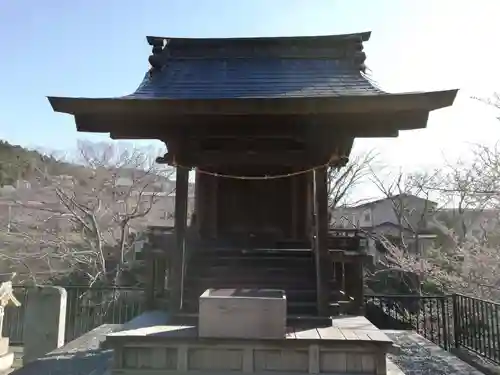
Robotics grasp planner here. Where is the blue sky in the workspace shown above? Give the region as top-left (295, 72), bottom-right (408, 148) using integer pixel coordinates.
top-left (1, 0), bottom-right (499, 171)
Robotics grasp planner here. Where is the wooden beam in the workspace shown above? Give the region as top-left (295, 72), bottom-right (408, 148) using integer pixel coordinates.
top-left (84, 111), bottom-right (427, 141)
top-left (171, 166), bottom-right (190, 312)
top-left (53, 89), bottom-right (457, 118)
top-left (314, 166), bottom-right (332, 317)
top-left (180, 150), bottom-right (318, 168)
top-left (187, 121), bottom-right (305, 139)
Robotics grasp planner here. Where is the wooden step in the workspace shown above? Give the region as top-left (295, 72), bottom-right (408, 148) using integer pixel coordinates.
top-left (180, 300), bottom-right (347, 317)
top-left (189, 257), bottom-right (315, 266)
top-left (187, 272), bottom-right (317, 281)
top-left (192, 259), bottom-right (315, 266)
top-left (182, 292), bottom-right (319, 305)
top-left (183, 287), bottom-right (345, 301)
top-left (184, 280), bottom-right (318, 291)
top-left (195, 265), bottom-right (315, 273)
top-left (194, 247), bottom-right (313, 255)
top-left (170, 313), bottom-right (333, 327)
top-left (193, 264), bottom-right (316, 277)
top-left (192, 252), bottom-right (314, 261)
top-left (184, 276), bottom-right (317, 284)
top-left (181, 299), bottom-right (318, 316)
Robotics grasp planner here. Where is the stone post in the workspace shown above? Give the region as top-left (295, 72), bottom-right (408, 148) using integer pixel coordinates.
top-left (23, 286), bottom-right (67, 364)
top-left (0, 306), bottom-right (13, 372)
top-left (0, 280), bottom-right (22, 372)
top-left (0, 306), bottom-right (4, 335)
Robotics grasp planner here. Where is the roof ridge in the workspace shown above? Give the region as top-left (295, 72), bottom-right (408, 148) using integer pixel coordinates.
top-left (146, 32), bottom-right (371, 44)
top-left (147, 33), bottom-right (370, 72)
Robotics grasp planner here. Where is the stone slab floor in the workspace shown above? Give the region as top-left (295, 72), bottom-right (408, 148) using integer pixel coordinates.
top-left (385, 331), bottom-right (492, 375)
top-left (5, 328), bottom-right (497, 374)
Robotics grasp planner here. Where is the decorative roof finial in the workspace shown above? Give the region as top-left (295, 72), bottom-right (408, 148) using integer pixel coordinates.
top-left (147, 37), bottom-right (168, 70)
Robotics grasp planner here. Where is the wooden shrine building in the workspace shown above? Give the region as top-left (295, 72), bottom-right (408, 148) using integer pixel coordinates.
top-left (48, 32), bottom-right (457, 321)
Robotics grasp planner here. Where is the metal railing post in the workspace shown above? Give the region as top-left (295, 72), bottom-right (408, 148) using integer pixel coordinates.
top-left (452, 294), bottom-right (460, 350)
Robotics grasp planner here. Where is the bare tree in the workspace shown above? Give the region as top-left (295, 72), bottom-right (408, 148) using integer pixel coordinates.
top-left (433, 142), bottom-right (500, 299)
top-left (367, 144), bottom-right (500, 299)
top-left (370, 168), bottom-right (440, 251)
top-left (2, 141), bottom-right (175, 287)
top-left (420, 143), bottom-right (500, 245)
top-left (328, 150), bottom-right (378, 210)
top-left (473, 92), bottom-right (500, 120)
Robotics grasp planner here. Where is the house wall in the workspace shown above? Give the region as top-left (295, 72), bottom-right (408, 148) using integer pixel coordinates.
top-left (331, 196), bottom-right (436, 232)
top-left (331, 206), bottom-right (372, 228)
top-left (371, 196), bottom-right (436, 230)
top-left (435, 209), bottom-right (500, 239)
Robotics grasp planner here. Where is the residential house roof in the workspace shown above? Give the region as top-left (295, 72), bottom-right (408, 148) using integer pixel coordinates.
top-left (347, 193), bottom-right (438, 210)
top-left (369, 221), bottom-right (437, 236)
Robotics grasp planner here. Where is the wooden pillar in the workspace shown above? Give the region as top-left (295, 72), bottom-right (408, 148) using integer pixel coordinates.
top-left (313, 167), bottom-right (331, 316)
top-left (305, 173), bottom-right (314, 241)
top-left (194, 170), bottom-right (201, 232)
top-left (209, 174), bottom-right (218, 238)
top-left (171, 166), bottom-right (189, 312)
top-left (196, 172), bottom-right (208, 238)
top-left (291, 175), bottom-right (298, 239)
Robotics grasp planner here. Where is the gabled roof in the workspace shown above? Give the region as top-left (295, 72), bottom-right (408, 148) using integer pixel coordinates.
top-left (351, 194), bottom-right (438, 209)
top-left (127, 59), bottom-right (382, 100)
top-left (47, 32), bottom-right (458, 136)
top-left (127, 32), bottom-right (380, 100)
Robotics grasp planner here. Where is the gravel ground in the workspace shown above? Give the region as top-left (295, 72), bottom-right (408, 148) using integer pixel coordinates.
top-left (385, 330), bottom-right (489, 375)
top-left (8, 325), bottom-right (120, 375)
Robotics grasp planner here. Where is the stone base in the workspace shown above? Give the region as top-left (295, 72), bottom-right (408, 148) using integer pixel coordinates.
top-left (106, 315), bottom-right (395, 374)
top-left (0, 353), bottom-right (14, 373)
top-left (0, 338), bottom-right (13, 373)
top-left (199, 288), bottom-right (287, 339)
top-left (116, 343), bottom-right (388, 374)
top-left (0, 338), bottom-right (8, 358)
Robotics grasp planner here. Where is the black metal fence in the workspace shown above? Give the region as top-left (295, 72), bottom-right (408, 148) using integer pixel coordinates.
top-left (2, 286), bottom-right (28, 345)
top-left (64, 286), bottom-right (145, 342)
top-left (365, 293), bottom-right (500, 365)
top-left (364, 294), bottom-right (453, 350)
top-left (2, 286), bottom-right (146, 344)
top-left (3, 286), bottom-right (500, 365)
top-left (453, 293), bottom-right (500, 364)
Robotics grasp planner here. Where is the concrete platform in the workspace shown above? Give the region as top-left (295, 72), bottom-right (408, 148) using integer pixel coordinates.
top-left (105, 315), bottom-right (394, 374)
top-left (6, 318), bottom-right (490, 375)
top-left (0, 338), bottom-right (14, 373)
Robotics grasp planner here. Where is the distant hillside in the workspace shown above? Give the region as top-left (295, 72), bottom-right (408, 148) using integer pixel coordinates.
top-left (0, 140), bottom-right (195, 285)
top-left (0, 140), bottom-right (73, 186)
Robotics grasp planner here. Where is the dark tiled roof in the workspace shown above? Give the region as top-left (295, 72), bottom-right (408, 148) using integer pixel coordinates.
top-left (129, 60), bottom-right (383, 100)
top-left (47, 33), bottom-right (458, 129)
top-left (127, 33), bottom-right (384, 100)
